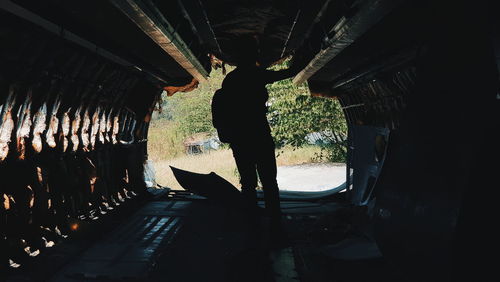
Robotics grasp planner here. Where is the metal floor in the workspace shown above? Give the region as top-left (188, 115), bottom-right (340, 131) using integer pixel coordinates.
top-left (46, 198), bottom-right (315, 281)
top-left (49, 200), bottom-right (190, 281)
top-left (6, 193), bottom-right (401, 282)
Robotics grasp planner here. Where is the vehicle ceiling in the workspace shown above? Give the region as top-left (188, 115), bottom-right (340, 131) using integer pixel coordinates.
top-left (167, 0), bottom-right (334, 66)
top-left (8, 0), bottom-right (338, 85)
top-left (7, 0), bottom-right (500, 93)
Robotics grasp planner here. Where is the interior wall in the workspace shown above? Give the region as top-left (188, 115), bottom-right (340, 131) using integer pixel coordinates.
top-left (329, 2), bottom-right (499, 280)
top-left (0, 11), bottom-right (162, 265)
top-left (369, 3), bottom-right (499, 280)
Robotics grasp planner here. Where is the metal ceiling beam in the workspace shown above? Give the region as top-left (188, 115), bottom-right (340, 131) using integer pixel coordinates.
top-left (0, 0), bottom-right (169, 81)
top-left (280, 9), bottom-right (301, 58)
top-left (292, 0), bottom-right (404, 85)
top-left (281, 0), bottom-right (332, 60)
top-left (111, 0), bottom-right (208, 82)
top-left (178, 0), bottom-right (223, 59)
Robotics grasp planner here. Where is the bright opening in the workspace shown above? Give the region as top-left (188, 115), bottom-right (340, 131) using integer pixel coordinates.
top-left (147, 62), bottom-right (347, 193)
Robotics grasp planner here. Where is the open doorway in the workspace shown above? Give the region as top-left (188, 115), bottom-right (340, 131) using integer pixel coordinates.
top-left (147, 62), bottom-right (347, 193)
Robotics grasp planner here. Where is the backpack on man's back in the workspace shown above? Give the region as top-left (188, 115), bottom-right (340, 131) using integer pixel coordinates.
top-left (211, 88), bottom-right (238, 143)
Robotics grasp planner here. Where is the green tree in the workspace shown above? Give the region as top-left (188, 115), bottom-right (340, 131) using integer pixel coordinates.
top-left (163, 68), bottom-right (228, 137)
top-left (155, 62), bottom-right (347, 162)
top-left (267, 61), bottom-right (347, 162)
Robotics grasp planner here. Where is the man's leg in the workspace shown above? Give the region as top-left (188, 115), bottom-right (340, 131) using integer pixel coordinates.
top-left (255, 136), bottom-right (280, 220)
top-left (230, 143), bottom-right (258, 210)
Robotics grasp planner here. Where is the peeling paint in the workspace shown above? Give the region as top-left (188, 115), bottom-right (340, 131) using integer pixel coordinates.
top-left (32, 103), bottom-right (47, 153)
top-left (0, 89), bottom-right (16, 161)
top-left (45, 98), bottom-right (61, 148)
top-left (99, 109), bottom-right (107, 144)
top-left (81, 110), bottom-right (91, 150)
top-left (61, 111), bottom-right (71, 152)
top-left (16, 91), bottom-right (33, 160)
top-left (36, 167), bottom-right (43, 183)
top-left (105, 110), bottom-right (113, 143)
top-left (112, 115), bottom-right (119, 144)
top-left (71, 107), bottom-right (82, 151)
top-left (90, 107), bottom-right (100, 149)
top-left (0, 111), bottom-right (14, 161)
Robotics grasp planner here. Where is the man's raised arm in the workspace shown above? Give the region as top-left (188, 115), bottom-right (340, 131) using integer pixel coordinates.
top-left (262, 55), bottom-right (308, 84)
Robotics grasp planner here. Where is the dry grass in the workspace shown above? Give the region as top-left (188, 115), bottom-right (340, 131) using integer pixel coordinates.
top-left (147, 119), bottom-right (185, 161)
top-left (152, 149), bottom-right (238, 190)
top-left (147, 116), bottom-right (326, 190)
top-left (151, 146), bottom-right (323, 190)
top-left (275, 146), bottom-right (323, 166)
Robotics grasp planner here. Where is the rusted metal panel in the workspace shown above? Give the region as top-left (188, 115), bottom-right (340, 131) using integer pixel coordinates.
top-left (0, 88), bottom-right (15, 161)
top-left (15, 89), bottom-right (33, 160)
top-left (110, 0), bottom-right (208, 82)
top-left (293, 0), bottom-right (405, 85)
top-left (0, 11), bottom-right (163, 271)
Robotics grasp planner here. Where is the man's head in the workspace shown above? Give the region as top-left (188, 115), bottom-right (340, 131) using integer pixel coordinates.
top-left (232, 36), bottom-right (258, 67)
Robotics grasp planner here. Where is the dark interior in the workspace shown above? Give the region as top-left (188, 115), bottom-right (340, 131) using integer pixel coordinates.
top-left (1, 0), bottom-right (498, 281)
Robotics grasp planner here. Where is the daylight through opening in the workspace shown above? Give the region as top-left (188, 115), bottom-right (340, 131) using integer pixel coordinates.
top-left (147, 62), bottom-right (347, 193)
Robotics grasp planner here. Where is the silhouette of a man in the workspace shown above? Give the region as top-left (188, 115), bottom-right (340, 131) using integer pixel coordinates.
top-left (212, 37), bottom-right (302, 226)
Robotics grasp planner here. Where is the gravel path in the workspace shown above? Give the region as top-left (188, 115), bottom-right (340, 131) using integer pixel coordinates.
top-left (277, 163), bottom-right (346, 192)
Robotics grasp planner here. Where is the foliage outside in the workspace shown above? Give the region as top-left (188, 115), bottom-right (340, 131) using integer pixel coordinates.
top-left (150, 62), bottom-right (347, 162)
top-left (267, 61), bottom-right (347, 162)
top-left (152, 145), bottom-right (326, 189)
top-left (149, 68), bottom-right (226, 159)
top-left (147, 62), bottom-right (347, 187)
